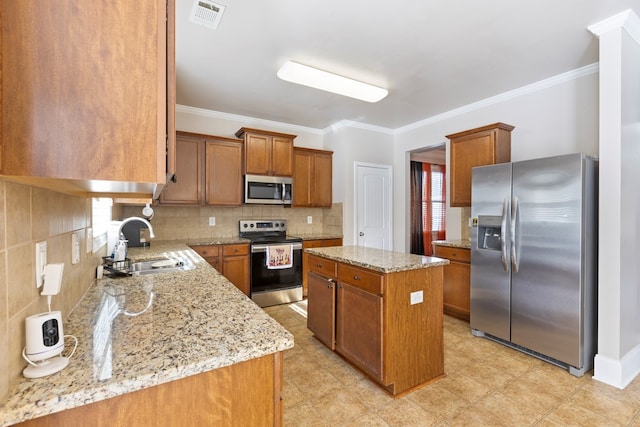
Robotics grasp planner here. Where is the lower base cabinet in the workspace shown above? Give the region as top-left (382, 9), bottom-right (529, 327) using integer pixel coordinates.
top-left (17, 353), bottom-right (283, 427)
top-left (302, 238), bottom-right (342, 296)
top-left (307, 253), bottom-right (444, 396)
top-left (433, 245), bottom-right (470, 321)
top-left (191, 244), bottom-right (250, 296)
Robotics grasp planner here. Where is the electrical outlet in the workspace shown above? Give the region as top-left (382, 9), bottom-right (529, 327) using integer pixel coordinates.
top-left (72, 232), bottom-right (80, 265)
top-left (86, 227), bottom-right (93, 253)
top-left (307, 216), bottom-right (313, 224)
top-left (35, 241), bottom-right (47, 288)
top-left (410, 290), bottom-right (423, 305)
top-left (209, 217), bottom-right (216, 226)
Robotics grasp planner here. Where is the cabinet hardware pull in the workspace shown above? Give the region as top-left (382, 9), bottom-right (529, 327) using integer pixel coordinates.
top-left (354, 275), bottom-right (360, 280)
top-left (316, 263), bottom-right (322, 267)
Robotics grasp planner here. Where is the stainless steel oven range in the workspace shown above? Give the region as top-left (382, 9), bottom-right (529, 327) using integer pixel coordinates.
top-left (239, 220), bottom-right (303, 307)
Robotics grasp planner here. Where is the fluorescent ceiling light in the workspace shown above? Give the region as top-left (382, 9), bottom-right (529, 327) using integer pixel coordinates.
top-left (277, 61), bottom-right (388, 103)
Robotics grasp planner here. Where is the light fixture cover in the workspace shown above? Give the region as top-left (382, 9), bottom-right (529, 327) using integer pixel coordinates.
top-left (277, 61), bottom-right (388, 103)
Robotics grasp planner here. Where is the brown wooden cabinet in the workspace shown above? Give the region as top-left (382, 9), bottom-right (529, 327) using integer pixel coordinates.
top-left (302, 238), bottom-right (343, 296)
top-left (433, 245), bottom-right (470, 321)
top-left (1, 0), bottom-right (175, 198)
top-left (191, 244), bottom-right (250, 295)
top-left (160, 131), bottom-right (243, 206)
top-left (235, 128), bottom-right (295, 176)
top-left (306, 253), bottom-right (444, 395)
top-left (307, 270), bottom-right (337, 350)
top-left (336, 270), bottom-right (383, 381)
top-left (293, 148), bottom-right (333, 207)
top-left (17, 353), bottom-right (283, 427)
top-left (160, 133), bottom-right (203, 205)
top-left (447, 123), bottom-right (514, 207)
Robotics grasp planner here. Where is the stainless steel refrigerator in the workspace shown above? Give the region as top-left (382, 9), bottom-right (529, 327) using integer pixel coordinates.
top-left (470, 153), bottom-right (597, 376)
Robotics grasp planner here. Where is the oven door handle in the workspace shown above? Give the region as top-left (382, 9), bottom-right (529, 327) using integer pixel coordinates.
top-left (251, 242), bottom-right (303, 253)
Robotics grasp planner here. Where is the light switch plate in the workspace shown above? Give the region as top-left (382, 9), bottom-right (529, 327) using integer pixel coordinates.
top-left (307, 216), bottom-right (313, 224)
top-left (410, 290), bottom-right (423, 305)
top-left (35, 241), bottom-right (47, 288)
top-left (209, 217), bottom-right (216, 226)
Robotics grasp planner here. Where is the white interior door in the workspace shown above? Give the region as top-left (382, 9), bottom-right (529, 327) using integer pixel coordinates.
top-left (354, 162), bottom-right (392, 250)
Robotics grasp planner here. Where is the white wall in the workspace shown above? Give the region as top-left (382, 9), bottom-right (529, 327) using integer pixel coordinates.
top-left (324, 126), bottom-right (394, 245)
top-left (392, 71), bottom-right (599, 251)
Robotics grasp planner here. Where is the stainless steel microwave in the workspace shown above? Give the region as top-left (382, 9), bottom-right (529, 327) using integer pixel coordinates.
top-left (244, 174), bottom-right (292, 205)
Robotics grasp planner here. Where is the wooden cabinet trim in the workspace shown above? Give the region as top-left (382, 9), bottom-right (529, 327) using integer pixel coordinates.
top-left (433, 246), bottom-right (470, 263)
top-left (445, 122), bottom-right (515, 139)
top-left (235, 127), bottom-right (296, 140)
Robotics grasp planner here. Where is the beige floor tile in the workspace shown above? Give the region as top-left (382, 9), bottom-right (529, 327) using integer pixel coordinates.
top-left (312, 389), bottom-right (370, 425)
top-left (376, 398), bottom-right (439, 427)
top-left (265, 302), bottom-right (640, 426)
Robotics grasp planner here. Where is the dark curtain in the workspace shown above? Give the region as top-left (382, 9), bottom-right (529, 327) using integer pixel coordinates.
top-left (410, 161), bottom-right (424, 255)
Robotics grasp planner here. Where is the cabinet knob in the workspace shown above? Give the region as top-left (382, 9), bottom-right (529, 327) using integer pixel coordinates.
top-left (316, 263), bottom-right (322, 268)
top-left (353, 275), bottom-right (360, 280)
top-left (327, 284), bottom-right (333, 288)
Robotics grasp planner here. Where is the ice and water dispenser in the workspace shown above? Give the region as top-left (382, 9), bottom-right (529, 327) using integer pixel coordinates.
top-left (475, 215), bottom-right (502, 251)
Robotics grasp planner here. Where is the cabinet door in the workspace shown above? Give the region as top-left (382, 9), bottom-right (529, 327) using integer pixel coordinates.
top-left (313, 152), bottom-right (333, 207)
top-left (222, 256), bottom-right (249, 296)
top-left (271, 137), bottom-right (294, 176)
top-left (307, 272), bottom-right (336, 350)
top-left (205, 140), bottom-right (243, 205)
top-left (336, 282), bottom-right (383, 381)
top-left (434, 246), bottom-right (470, 320)
top-left (2, 0), bottom-right (171, 191)
top-left (245, 134), bottom-right (271, 175)
top-left (293, 150), bottom-right (313, 207)
top-left (160, 135), bottom-right (203, 205)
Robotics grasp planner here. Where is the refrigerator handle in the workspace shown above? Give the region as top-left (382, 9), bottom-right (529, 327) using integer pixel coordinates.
top-left (511, 196), bottom-right (519, 273)
top-left (500, 197), bottom-right (509, 272)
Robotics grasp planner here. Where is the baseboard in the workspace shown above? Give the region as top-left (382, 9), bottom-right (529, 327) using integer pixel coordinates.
top-left (593, 343), bottom-right (640, 389)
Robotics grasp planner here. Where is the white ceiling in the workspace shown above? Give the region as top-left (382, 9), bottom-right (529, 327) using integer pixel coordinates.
top-left (175, 0), bottom-right (638, 131)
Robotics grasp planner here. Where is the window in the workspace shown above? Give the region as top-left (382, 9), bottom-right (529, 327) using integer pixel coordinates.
top-left (92, 198), bottom-right (113, 250)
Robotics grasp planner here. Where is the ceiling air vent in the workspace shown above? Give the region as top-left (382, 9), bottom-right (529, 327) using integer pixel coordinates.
top-left (190, 0), bottom-right (226, 30)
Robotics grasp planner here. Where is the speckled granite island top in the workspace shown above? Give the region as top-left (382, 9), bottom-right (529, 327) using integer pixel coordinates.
top-left (306, 245), bottom-right (448, 273)
top-left (0, 242), bottom-right (293, 427)
top-left (432, 239), bottom-right (471, 249)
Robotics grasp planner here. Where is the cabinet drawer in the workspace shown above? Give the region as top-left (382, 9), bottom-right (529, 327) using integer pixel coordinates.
top-left (308, 254), bottom-right (337, 279)
top-left (338, 264), bottom-right (383, 296)
top-left (190, 245), bottom-right (220, 258)
top-left (222, 243), bottom-right (249, 256)
top-left (434, 246), bottom-right (470, 263)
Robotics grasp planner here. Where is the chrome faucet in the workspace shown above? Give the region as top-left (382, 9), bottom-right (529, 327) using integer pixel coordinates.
top-left (118, 216), bottom-right (156, 241)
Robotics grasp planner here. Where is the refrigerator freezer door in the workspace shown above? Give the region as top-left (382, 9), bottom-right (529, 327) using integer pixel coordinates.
top-left (510, 153), bottom-right (586, 367)
top-left (470, 163), bottom-right (512, 341)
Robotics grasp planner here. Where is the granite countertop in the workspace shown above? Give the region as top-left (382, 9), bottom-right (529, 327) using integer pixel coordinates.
top-left (306, 246), bottom-right (448, 273)
top-left (0, 242), bottom-right (293, 426)
top-left (432, 239), bottom-right (472, 249)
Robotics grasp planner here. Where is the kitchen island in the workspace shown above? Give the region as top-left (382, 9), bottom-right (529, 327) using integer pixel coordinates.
top-left (0, 242), bottom-right (293, 427)
top-left (305, 246), bottom-right (448, 396)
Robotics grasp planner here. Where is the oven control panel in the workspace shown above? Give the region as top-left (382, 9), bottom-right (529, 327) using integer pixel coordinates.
top-left (239, 220), bottom-right (287, 233)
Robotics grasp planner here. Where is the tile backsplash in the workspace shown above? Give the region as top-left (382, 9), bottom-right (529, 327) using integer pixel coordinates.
top-left (120, 203), bottom-right (344, 241)
top-left (0, 179), bottom-right (101, 400)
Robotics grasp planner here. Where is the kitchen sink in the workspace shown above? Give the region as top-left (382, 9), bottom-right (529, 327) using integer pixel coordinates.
top-left (129, 257), bottom-right (196, 276)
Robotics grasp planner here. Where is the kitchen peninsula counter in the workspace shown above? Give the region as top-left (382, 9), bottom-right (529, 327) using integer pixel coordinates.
top-left (432, 239), bottom-right (471, 250)
top-left (0, 242), bottom-right (293, 426)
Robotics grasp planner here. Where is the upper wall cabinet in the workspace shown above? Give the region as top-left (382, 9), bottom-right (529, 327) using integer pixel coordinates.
top-left (0, 0), bottom-right (176, 198)
top-left (293, 148), bottom-right (333, 208)
top-left (447, 123), bottom-right (514, 207)
top-left (160, 131), bottom-right (243, 206)
top-left (235, 128), bottom-right (295, 177)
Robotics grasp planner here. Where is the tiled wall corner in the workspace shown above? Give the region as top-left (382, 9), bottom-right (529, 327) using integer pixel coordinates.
top-left (460, 206), bottom-right (471, 241)
top-left (1, 179), bottom-right (100, 399)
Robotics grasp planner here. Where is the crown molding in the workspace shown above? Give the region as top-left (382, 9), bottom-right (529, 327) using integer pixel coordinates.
top-left (175, 105), bottom-right (324, 135)
top-left (395, 63), bottom-right (599, 135)
top-left (588, 9), bottom-right (640, 45)
top-left (178, 63), bottom-right (601, 137)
